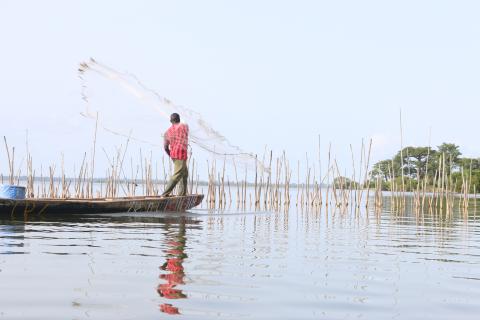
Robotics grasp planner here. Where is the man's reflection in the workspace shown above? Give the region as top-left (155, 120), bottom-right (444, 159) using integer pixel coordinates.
top-left (158, 218), bottom-right (188, 315)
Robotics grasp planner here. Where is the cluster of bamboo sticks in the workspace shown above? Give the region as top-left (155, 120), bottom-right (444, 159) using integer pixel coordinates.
top-left (203, 139), bottom-right (376, 212)
top-left (206, 152), bottom-right (294, 211)
top-left (382, 152), bottom-right (477, 217)
top-left (3, 137), bottom-right (17, 186)
top-left (1, 135), bottom-right (203, 200)
top-left (1, 133), bottom-right (478, 217)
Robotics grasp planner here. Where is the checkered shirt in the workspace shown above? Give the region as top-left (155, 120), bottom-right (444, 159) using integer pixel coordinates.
top-left (164, 123), bottom-right (189, 160)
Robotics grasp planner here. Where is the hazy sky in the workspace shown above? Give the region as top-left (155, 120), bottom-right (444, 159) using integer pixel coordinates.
top-left (1, 0), bottom-right (479, 177)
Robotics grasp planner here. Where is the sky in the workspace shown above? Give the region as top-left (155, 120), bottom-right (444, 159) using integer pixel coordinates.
top-left (1, 0), bottom-right (479, 179)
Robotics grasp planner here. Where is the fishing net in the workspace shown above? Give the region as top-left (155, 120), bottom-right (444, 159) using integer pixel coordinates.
top-left (78, 58), bottom-right (268, 173)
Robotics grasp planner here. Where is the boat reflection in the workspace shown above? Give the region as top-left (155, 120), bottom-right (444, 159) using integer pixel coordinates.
top-left (0, 223), bottom-right (26, 254)
top-left (158, 217), bottom-right (188, 315)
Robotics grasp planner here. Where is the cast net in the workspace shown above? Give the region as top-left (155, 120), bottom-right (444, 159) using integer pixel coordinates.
top-left (78, 58), bottom-right (267, 173)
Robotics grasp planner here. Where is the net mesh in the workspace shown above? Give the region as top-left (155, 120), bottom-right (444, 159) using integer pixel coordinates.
top-left (78, 58), bottom-right (268, 173)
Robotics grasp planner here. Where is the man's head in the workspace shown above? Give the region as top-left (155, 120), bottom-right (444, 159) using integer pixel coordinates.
top-left (170, 113), bottom-right (180, 124)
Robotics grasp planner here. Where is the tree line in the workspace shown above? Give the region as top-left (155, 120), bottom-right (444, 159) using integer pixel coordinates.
top-left (370, 143), bottom-right (480, 193)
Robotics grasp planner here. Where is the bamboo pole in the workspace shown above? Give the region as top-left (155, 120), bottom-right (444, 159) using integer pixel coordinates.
top-left (3, 137), bottom-right (14, 185)
top-left (399, 109), bottom-right (406, 204)
top-left (318, 135), bottom-right (322, 207)
top-left (364, 139), bottom-right (373, 208)
top-left (326, 143), bottom-right (331, 207)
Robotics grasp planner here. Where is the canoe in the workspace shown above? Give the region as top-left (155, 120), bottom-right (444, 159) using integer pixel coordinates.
top-left (0, 194), bottom-right (204, 217)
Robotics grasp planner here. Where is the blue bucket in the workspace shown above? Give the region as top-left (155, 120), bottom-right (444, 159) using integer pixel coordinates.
top-left (0, 185), bottom-right (26, 200)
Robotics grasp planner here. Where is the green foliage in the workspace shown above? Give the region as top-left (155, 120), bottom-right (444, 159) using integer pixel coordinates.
top-left (471, 170), bottom-right (480, 193)
top-left (437, 143), bottom-right (461, 164)
top-left (385, 177), bottom-right (419, 192)
top-left (371, 160), bottom-right (394, 180)
top-left (372, 146), bottom-right (437, 181)
top-left (333, 176), bottom-right (359, 190)
top-left (394, 146), bottom-right (437, 179)
top-left (451, 169), bottom-right (480, 193)
top-left (459, 158), bottom-right (480, 171)
top-left (370, 143), bottom-right (479, 193)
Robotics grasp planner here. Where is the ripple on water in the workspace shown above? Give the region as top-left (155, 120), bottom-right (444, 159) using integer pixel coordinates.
top-left (0, 204), bottom-right (480, 319)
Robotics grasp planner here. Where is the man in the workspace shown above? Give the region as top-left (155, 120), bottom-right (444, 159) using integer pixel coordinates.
top-left (162, 113), bottom-right (189, 197)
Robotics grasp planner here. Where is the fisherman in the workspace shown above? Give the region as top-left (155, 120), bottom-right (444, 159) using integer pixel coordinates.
top-left (162, 113), bottom-right (189, 197)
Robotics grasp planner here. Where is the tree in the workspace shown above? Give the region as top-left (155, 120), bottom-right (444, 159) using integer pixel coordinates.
top-left (371, 159), bottom-right (404, 180)
top-left (333, 176), bottom-right (359, 189)
top-left (393, 146), bottom-right (437, 179)
top-left (369, 143), bottom-right (476, 191)
top-left (459, 158), bottom-right (480, 171)
top-left (437, 143), bottom-right (461, 172)
top-left (371, 159), bottom-right (393, 180)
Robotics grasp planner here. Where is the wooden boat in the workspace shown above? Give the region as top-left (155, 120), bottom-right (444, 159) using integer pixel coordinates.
top-left (0, 194), bottom-right (204, 217)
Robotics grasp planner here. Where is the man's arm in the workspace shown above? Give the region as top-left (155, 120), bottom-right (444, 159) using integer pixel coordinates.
top-left (164, 135), bottom-right (171, 157)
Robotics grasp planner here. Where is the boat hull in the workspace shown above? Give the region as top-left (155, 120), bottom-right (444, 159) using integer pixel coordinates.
top-left (0, 195), bottom-right (204, 217)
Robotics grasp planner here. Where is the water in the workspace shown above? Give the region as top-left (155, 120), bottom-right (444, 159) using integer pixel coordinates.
top-left (1, 198), bottom-right (480, 319)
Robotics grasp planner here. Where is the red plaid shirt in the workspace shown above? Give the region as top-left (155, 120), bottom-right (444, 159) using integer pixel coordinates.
top-left (164, 123), bottom-right (189, 160)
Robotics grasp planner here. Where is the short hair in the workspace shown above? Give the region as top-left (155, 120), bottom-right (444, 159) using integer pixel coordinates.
top-left (170, 113), bottom-right (180, 123)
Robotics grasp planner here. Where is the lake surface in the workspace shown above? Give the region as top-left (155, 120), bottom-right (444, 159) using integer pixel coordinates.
top-left (1, 197), bottom-right (479, 319)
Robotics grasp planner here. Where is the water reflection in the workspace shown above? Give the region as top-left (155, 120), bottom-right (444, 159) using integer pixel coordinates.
top-left (158, 217), bottom-right (188, 315)
top-left (0, 198), bottom-right (479, 319)
top-left (0, 223), bottom-right (26, 254)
